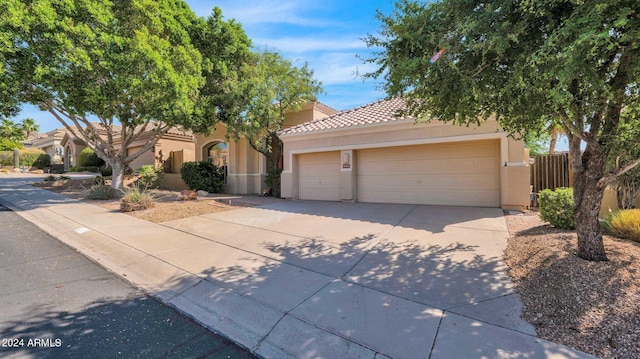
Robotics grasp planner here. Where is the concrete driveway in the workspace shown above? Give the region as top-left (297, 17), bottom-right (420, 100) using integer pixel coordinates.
top-left (0, 175), bottom-right (593, 358)
top-left (159, 200), bottom-right (587, 359)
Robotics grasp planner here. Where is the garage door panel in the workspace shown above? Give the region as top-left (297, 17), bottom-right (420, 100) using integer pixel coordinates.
top-left (357, 141), bottom-right (500, 207)
top-left (298, 151), bottom-right (340, 201)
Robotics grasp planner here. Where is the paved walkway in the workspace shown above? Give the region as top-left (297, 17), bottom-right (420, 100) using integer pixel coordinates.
top-left (0, 174), bottom-right (595, 359)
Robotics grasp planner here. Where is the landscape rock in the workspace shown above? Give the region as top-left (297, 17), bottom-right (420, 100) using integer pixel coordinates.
top-left (196, 190), bottom-right (209, 197)
top-left (177, 189), bottom-right (198, 201)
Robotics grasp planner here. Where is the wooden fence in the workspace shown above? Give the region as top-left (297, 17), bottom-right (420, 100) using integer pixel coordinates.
top-left (530, 153), bottom-right (571, 207)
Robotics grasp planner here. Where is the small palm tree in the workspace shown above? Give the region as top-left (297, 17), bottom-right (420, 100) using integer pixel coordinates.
top-left (20, 118), bottom-right (40, 139)
top-left (0, 119), bottom-right (24, 141)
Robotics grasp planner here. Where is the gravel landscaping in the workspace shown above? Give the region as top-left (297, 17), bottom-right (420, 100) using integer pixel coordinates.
top-left (504, 212), bottom-right (640, 359)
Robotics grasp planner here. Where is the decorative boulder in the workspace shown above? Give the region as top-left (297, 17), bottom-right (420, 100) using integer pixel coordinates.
top-left (177, 189), bottom-right (198, 201)
top-left (196, 190), bottom-right (209, 197)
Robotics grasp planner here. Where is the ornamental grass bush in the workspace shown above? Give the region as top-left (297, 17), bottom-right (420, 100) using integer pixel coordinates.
top-left (604, 209), bottom-right (640, 243)
top-left (120, 187), bottom-right (155, 212)
top-left (538, 187), bottom-right (575, 229)
top-left (87, 184), bottom-right (118, 200)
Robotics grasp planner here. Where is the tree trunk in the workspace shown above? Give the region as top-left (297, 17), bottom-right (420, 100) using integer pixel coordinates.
top-left (110, 160), bottom-right (125, 191)
top-left (549, 130), bottom-right (558, 154)
top-left (265, 132), bottom-right (283, 197)
top-left (572, 142), bottom-right (608, 261)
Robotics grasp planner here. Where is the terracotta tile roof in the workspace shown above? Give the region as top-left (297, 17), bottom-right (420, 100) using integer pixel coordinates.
top-left (279, 97), bottom-right (412, 135)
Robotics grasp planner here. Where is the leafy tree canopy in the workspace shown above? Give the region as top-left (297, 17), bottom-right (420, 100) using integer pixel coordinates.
top-left (189, 6), bottom-right (253, 134)
top-left (0, 118), bottom-right (25, 141)
top-left (1, 0), bottom-right (205, 189)
top-left (224, 50), bottom-right (322, 167)
top-left (364, 0), bottom-right (640, 260)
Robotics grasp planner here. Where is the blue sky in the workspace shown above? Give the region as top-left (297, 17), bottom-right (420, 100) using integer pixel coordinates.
top-left (15, 0), bottom-right (396, 133)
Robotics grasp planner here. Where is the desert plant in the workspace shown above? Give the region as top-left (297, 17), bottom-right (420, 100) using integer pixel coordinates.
top-left (120, 187), bottom-right (155, 212)
top-left (78, 148), bottom-right (105, 167)
top-left (538, 188), bottom-right (575, 230)
top-left (87, 184), bottom-right (117, 200)
top-left (135, 165), bottom-right (164, 189)
top-left (58, 175), bottom-right (70, 180)
top-left (604, 209), bottom-right (640, 243)
top-left (180, 161), bottom-right (225, 193)
top-left (44, 174), bottom-right (57, 181)
top-left (93, 176), bottom-right (105, 185)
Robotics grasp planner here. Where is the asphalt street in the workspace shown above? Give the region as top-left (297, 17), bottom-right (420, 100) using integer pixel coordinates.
top-left (0, 203), bottom-right (255, 359)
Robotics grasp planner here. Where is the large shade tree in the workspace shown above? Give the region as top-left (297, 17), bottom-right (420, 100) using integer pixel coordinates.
top-left (0, 0), bottom-right (205, 189)
top-left (223, 50), bottom-right (322, 194)
top-left (364, 0), bottom-right (640, 261)
top-left (188, 7), bottom-right (252, 134)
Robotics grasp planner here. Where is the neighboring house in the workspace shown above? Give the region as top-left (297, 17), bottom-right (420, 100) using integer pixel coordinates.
top-left (60, 124), bottom-right (195, 172)
top-left (279, 97), bottom-right (531, 210)
top-left (24, 128), bottom-right (66, 164)
top-left (194, 101), bottom-right (338, 194)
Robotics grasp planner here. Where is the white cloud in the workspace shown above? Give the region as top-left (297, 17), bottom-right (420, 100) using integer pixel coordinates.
top-left (196, 0), bottom-right (331, 28)
top-left (307, 52), bottom-right (378, 86)
top-left (251, 35), bottom-right (366, 54)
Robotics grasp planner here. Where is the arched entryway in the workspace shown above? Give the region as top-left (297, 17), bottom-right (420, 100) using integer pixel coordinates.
top-left (64, 145), bottom-right (73, 171)
top-left (202, 141), bottom-right (229, 183)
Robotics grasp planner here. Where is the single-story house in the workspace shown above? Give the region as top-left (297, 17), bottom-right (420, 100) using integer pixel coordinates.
top-left (60, 124), bottom-right (195, 172)
top-left (25, 128), bottom-right (66, 164)
top-left (278, 97), bottom-right (530, 210)
top-left (194, 101), bottom-right (338, 194)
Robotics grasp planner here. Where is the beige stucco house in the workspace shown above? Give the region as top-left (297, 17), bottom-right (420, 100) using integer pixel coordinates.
top-left (60, 125), bottom-right (195, 172)
top-left (27, 128), bottom-right (66, 164)
top-left (194, 101), bottom-right (338, 194)
top-left (279, 98), bottom-right (530, 210)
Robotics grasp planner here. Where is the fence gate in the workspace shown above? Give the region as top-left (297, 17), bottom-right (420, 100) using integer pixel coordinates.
top-left (530, 153), bottom-right (570, 207)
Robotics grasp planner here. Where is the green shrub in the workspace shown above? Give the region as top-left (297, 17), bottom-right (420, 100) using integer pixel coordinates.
top-left (16, 148), bottom-right (46, 168)
top-left (78, 148), bottom-right (105, 167)
top-left (265, 167), bottom-right (283, 197)
top-left (181, 161), bottom-right (225, 193)
top-left (538, 188), bottom-right (575, 229)
top-left (604, 209), bottom-right (640, 243)
top-left (58, 175), bottom-right (70, 180)
top-left (135, 165), bottom-right (164, 189)
top-left (120, 187), bottom-right (155, 212)
top-left (33, 154), bottom-right (51, 169)
top-left (87, 184), bottom-right (117, 200)
top-left (44, 174), bottom-right (57, 182)
top-left (0, 151), bottom-right (12, 166)
top-left (99, 165), bottom-right (112, 177)
top-left (0, 138), bottom-right (23, 151)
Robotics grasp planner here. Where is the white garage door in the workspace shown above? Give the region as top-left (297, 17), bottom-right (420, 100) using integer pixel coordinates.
top-left (298, 151), bottom-right (340, 201)
top-left (357, 140), bottom-right (500, 207)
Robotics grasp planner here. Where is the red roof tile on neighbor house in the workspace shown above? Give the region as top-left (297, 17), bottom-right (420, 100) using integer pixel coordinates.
top-left (279, 97), bottom-right (412, 135)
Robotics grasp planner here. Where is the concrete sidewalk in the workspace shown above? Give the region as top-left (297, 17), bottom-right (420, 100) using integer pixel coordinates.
top-left (0, 174), bottom-right (596, 359)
